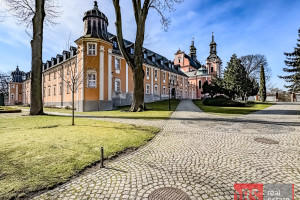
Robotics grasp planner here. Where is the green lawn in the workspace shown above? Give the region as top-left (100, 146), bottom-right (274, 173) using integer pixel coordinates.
top-left (20, 100), bottom-right (180, 120)
top-left (0, 106), bottom-right (21, 113)
top-left (0, 114), bottom-right (160, 199)
top-left (193, 100), bottom-right (274, 115)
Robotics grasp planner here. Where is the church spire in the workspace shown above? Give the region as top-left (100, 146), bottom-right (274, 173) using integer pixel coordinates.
top-left (189, 36), bottom-right (197, 60)
top-left (209, 32), bottom-right (217, 56)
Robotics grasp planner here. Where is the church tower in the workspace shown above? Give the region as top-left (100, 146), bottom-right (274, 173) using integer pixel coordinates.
top-left (209, 32), bottom-right (217, 56)
top-left (189, 37), bottom-right (197, 61)
top-left (206, 32), bottom-right (221, 77)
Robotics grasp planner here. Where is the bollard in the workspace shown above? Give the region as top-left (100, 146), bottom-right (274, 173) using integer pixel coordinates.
top-left (100, 147), bottom-right (104, 168)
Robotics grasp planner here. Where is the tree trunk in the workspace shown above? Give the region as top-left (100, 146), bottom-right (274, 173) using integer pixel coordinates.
top-left (30, 0), bottom-right (45, 115)
top-left (130, 66), bottom-right (145, 112)
top-left (72, 86), bottom-right (74, 126)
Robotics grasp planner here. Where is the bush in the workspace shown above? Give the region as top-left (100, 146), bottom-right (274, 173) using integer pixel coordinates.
top-left (202, 95), bottom-right (245, 107)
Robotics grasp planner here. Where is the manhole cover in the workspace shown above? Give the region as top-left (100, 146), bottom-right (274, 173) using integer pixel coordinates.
top-left (254, 137), bottom-right (279, 144)
top-left (149, 187), bottom-right (190, 200)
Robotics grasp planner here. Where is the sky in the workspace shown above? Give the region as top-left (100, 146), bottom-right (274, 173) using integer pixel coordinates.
top-left (0, 0), bottom-right (299, 90)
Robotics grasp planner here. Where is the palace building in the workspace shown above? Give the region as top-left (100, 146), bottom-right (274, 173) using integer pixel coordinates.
top-left (8, 1), bottom-right (221, 111)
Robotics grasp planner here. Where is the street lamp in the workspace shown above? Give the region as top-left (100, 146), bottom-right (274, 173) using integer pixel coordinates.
top-left (168, 79), bottom-right (171, 111)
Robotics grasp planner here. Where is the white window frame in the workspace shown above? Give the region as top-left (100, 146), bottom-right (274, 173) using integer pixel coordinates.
top-left (11, 84), bottom-right (15, 89)
top-left (163, 72), bottom-right (166, 83)
top-left (115, 78), bottom-right (121, 92)
top-left (146, 84), bottom-right (150, 94)
top-left (154, 69), bottom-right (158, 81)
top-left (66, 83), bottom-right (70, 94)
top-left (146, 67), bottom-right (150, 79)
top-left (11, 93), bottom-right (15, 100)
top-left (115, 58), bottom-right (121, 74)
top-left (87, 70), bottom-right (97, 88)
top-left (53, 85), bottom-right (56, 96)
top-left (59, 83), bottom-right (62, 95)
top-left (48, 86), bottom-right (51, 96)
top-left (154, 84), bottom-right (158, 95)
top-left (87, 42), bottom-right (97, 56)
top-left (163, 86), bottom-right (166, 95)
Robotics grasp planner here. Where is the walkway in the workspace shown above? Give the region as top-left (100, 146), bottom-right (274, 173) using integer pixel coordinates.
top-left (34, 100), bottom-right (300, 199)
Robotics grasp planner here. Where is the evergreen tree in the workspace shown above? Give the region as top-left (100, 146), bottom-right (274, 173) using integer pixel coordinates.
top-left (279, 28), bottom-right (300, 92)
top-left (260, 65), bottom-right (267, 102)
top-left (223, 54), bottom-right (247, 99)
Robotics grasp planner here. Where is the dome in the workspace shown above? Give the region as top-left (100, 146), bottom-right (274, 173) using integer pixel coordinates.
top-left (83, 1), bottom-right (108, 24)
top-left (82, 1), bottom-right (109, 39)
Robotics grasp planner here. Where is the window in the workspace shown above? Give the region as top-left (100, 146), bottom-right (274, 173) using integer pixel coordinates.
top-left (163, 72), bottom-right (166, 82)
top-left (154, 84), bottom-right (158, 95)
top-left (53, 85), bottom-right (56, 95)
top-left (154, 70), bottom-right (157, 80)
top-left (67, 83), bottom-right (70, 94)
top-left (144, 53), bottom-right (147, 59)
top-left (54, 71), bottom-right (56, 79)
top-left (163, 86), bottom-right (166, 95)
top-left (67, 66), bottom-right (70, 75)
top-left (115, 58), bottom-right (120, 73)
top-left (146, 67), bottom-right (150, 79)
top-left (11, 93), bottom-right (14, 100)
top-left (211, 66), bottom-right (214, 73)
top-left (88, 43), bottom-right (96, 55)
top-left (130, 48), bottom-right (134, 55)
top-left (199, 80), bottom-right (202, 89)
top-left (178, 58), bottom-right (181, 63)
top-left (146, 84), bottom-right (150, 94)
top-left (113, 41), bottom-right (117, 48)
top-left (88, 73), bottom-right (96, 88)
top-left (11, 84), bottom-right (15, 89)
top-left (152, 57), bottom-right (155, 62)
top-left (43, 87), bottom-right (46, 97)
top-left (48, 86), bottom-right (51, 96)
top-left (115, 79), bottom-right (121, 92)
top-left (48, 73), bottom-right (51, 81)
top-left (59, 83), bottom-right (62, 95)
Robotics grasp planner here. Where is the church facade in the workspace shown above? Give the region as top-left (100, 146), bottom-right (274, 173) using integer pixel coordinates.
top-left (8, 1), bottom-right (221, 111)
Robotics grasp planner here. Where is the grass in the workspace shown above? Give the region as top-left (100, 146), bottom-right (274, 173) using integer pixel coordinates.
top-left (193, 100), bottom-right (274, 115)
top-left (0, 106), bottom-right (21, 113)
top-left (19, 100), bottom-right (181, 120)
top-left (0, 114), bottom-right (160, 199)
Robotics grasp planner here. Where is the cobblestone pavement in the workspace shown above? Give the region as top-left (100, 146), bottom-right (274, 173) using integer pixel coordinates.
top-left (34, 101), bottom-right (300, 200)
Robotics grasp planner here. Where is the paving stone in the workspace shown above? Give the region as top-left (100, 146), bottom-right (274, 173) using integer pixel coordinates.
top-left (34, 101), bottom-right (300, 199)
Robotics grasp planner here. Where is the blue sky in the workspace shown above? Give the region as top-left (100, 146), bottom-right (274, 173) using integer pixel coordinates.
top-left (0, 0), bottom-right (299, 89)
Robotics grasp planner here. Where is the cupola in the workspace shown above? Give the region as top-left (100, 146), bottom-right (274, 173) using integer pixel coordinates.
top-left (83, 1), bottom-right (109, 39)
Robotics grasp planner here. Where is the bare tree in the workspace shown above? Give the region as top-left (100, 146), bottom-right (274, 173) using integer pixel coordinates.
top-left (59, 54), bottom-right (83, 126)
top-left (112, 0), bottom-right (182, 112)
top-left (240, 54), bottom-right (271, 81)
top-left (4, 0), bottom-right (60, 115)
top-left (0, 72), bottom-right (11, 104)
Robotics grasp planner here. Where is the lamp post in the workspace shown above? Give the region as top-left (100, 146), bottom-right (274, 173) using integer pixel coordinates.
top-left (168, 79), bottom-right (171, 111)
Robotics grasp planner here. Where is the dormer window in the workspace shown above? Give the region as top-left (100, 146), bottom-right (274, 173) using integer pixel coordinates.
top-left (144, 53), bottom-right (147, 59)
top-left (87, 43), bottom-right (96, 55)
top-left (113, 41), bottom-right (118, 48)
top-left (152, 57), bottom-right (155, 62)
top-left (161, 60), bottom-right (164, 65)
top-left (131, 48), bottom-right (134, 55)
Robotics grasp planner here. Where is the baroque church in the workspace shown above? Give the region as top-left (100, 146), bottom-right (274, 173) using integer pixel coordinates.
top-left (8, 1), bottom-right (221, 111)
